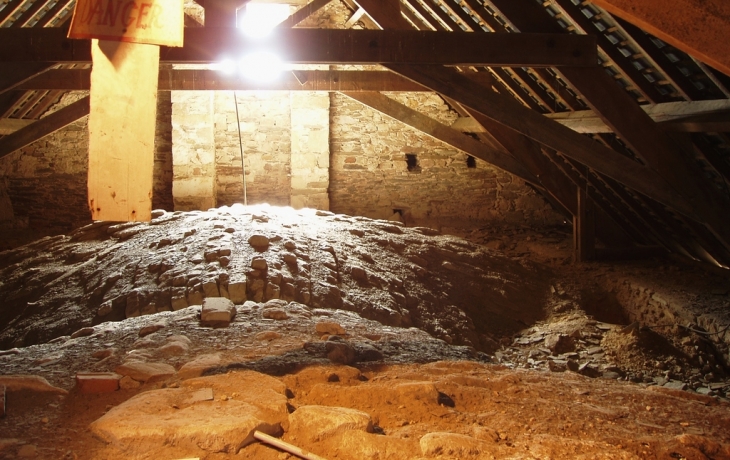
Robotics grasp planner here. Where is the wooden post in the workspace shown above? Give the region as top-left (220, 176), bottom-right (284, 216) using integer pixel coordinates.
top-left (574, 179), bottom-right (595, 262)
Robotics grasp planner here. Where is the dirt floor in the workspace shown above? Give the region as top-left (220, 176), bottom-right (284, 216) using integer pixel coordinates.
top-left (0, 205), bottom-right (729, 459)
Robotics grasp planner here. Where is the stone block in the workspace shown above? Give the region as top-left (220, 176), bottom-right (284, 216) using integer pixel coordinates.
top-left (75, 373), bottom-right (122, 394)
top-left (201, 297), bottom-right (236, 327)
top-left (228, 281), bottom-right (247, 304)
top-left (115, 362), bottom-right (176, 383)
top-left (203, 280), bottom-right (220, 297)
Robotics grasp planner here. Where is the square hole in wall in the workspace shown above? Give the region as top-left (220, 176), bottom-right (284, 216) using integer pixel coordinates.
top-left (466, 155), bottom-right (477, 168)
top-left (406, 154), bottom-right (421, 173)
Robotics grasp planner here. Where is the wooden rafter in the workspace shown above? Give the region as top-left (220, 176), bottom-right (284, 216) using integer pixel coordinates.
top-left (9, 0), bottom-right (52, 27)
top-left (0, 95), bottom-right (89, 160)
top-left (590, 0), bottom-right (730, 77)
top-left (483, 0), bottom-right (730, 250)
top-left (277, 0), bottom-right (333, 29)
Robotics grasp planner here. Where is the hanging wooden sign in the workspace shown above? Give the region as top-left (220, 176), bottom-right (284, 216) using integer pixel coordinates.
top-left (67, 0), bottom-right (184, 47)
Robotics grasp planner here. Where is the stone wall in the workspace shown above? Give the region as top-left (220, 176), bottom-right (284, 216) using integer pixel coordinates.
top-left (0, 92), bottom-right (91, 233)
top-left (290, 92), bottom-right (330, 209)
top-left (171, 91), bottom-right (215, 210)
top-left (329, 92), bottom-right (561, 228)
top-left (215, 92), bottom-right (292, 207)
top-left (153, 90), bottom-right (174, 211)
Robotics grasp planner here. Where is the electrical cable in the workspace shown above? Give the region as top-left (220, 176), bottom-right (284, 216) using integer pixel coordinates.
top-left (233, 91), bottom-right (248, 206)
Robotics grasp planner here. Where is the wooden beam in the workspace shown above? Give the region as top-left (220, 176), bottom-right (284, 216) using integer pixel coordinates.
top-left (19, 69), bottom-right (428, 92)
top-left (277, 0), bottom-right (333, 28)
top-left (574, 180), bottom-right (596, 262)
top-left (0, 27), bottom-right (598, 67)
top-left (353, 0), bottom-right (411, 30)
top-left (0, 0), bottom-right (25, 26)
top-left (0, 63), bottom-right (54, 95)
top-left (341, 91), bottom-right (537, 183)
top-left (546, 99), bottom-right (730, 133)
top-left (385, 63), bottom-right (695, 219)
top-left (463, 108), bottom-right (579, 216)
top-left (590, 0), bottom-right (730, 77)
top-left (0, 96), bottom-right (89, 160)
top-left (485, 0), bottom-right (730, 250)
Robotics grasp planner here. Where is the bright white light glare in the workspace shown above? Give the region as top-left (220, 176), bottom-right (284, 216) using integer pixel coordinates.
top-left (239, 3), bottom-right (290, 38)
top-left (239, 52), bottom-right (285, 82)
top-left (211, 59), bottom-right (237, 75)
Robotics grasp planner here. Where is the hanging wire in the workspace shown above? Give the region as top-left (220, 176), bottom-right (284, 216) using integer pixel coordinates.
top-left (233, 91), bottom-right (248, 206)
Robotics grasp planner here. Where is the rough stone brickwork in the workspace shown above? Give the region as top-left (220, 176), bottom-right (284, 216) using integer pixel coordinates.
top-left (153, 90), bottom-right (174, 211)
top-left (0, 92), bottom-right (91, 232)
top-left (290, 92), bottom-right (330, 209)
top-left (171, 91), bottom-right (215, 211)
top-left (214, 92), bottom-right (291, 207)
top-left (329, 92), bottom-right (562, 228)
top-left (297, 0), bottom-right (351, 28)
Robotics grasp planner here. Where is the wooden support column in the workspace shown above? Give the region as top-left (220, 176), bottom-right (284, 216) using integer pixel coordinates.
top-left (574, 179), bottom-right (595, 263)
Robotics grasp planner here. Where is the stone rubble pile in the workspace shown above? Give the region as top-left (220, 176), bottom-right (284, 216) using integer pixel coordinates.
top-left (0, 204), bottom-right (552, 352)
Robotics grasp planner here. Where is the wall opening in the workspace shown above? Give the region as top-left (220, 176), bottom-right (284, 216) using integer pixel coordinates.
top-left (406, 154), bottom-right (421, 173)
top-left (466, 155), bottom-right (477, 168)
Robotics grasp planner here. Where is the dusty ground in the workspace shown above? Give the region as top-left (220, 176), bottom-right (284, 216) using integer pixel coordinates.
top-left (0, 206), bottom-right (729, 459)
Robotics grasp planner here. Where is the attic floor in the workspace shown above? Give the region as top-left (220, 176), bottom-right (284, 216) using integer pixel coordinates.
top-left (0, 218), bottom-right (729, 460)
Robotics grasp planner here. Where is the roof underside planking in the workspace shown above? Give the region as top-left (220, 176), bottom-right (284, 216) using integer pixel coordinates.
top-left (0, 0), bottom-right (729, 268)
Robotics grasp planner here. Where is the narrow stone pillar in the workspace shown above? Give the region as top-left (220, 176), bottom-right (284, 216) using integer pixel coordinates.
top-left (171, 91), bottom-right (216, 211)
top-left (290, 91), bottom-right (330, 210)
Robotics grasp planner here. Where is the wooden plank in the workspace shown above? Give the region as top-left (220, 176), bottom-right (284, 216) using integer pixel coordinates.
top-left (590, 0), bottom-right (730, 77)
top-left (88, 40), bottom-right (158, 222)
top-left (551, 0), bottom-right (671, 104)
top-left (0, 96), bottom-right (89, 160)
top-left (0, 27), bottom-right (598, 67)
top-left (277, 0), bottom-right (333, 28)
top-left (485, 0), bottom-right (730, 248)
top-left (547, 99), bottom-right (730, 133)
top-left (0, 63), bottom-right (54, 96)
top-left (9, 0), bottom-right (53, 28)
top-left (342, 91), bottom-right (537, 183)
top-left (0, 0), bottom-right (25, 26)
top-left (352, 0), bottom-right (411, 30)
top-left (574, 180), bottom-right (596, 262)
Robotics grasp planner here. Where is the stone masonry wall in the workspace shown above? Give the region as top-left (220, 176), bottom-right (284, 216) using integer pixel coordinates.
top-left (329, 92), bottom-right (562, 228)
top-left (214, 92), bottom-right (291, 207)
top-left (0, 92), bottom-right (91, 232)
top-left (172, 91), bottom-right (215, 210)
top-left (153, 90), bottom-right (174, 211)
top-left (290, 92), bottom-right (330, 210)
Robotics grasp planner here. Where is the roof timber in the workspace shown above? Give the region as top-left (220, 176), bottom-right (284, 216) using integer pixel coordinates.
top-left (0, 28), bottom-right (597, 67)
top-left (276, 0), bottom-right (333, 29)
top-left (360, 0), bottom-right (704, 255)
top-left (0, 95), bottom-right (89, 160)
top-left (481, 0), bottom-right (730, 252)
top-left (546, 99), bottom-right (730, 133)
top-left (590, 0), bottom-right (730, 78)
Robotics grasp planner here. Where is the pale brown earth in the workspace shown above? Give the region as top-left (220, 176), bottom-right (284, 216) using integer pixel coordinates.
top-left (0, 205), bottom-right (729, 459)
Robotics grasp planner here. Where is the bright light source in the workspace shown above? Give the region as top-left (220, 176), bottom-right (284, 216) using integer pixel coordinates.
top-left (239, 52), bottom-right (285, 82)
top-left (238, 3), bottom-right (290, 38)
top-left (211, 59), bottom-right (237, 75)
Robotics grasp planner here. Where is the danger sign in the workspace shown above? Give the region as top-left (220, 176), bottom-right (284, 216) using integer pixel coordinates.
top-left (68, 0), bottom-right (184, 47)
